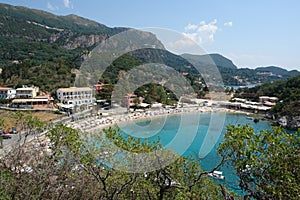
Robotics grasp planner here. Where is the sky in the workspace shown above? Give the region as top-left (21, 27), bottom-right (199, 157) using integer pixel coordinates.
top-left (1, 0), bottom-right (300, 70)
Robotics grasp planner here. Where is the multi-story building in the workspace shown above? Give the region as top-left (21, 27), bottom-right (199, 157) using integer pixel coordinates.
top-left (16, 85), bottom-right (39, 98)
top-left (56, 87), bottom-right (95, 105)
top-left (0, 87), bottom-right (16, 99)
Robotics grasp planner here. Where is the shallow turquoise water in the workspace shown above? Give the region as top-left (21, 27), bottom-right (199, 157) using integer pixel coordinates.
top-left (118, 112), bottom-right (272, 194)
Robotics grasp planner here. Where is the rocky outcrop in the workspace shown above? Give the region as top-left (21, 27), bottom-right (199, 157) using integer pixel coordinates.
top-left (62, 34), bottom-right (108, 49)
top-left (49, 31), bottom-right (108, 49)
top-left (278, 115), bottom-right (300, 130)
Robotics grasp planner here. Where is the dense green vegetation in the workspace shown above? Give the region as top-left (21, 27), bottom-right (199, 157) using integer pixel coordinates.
top-left (0, 35), bottom-right (79, 93)
top-left (0, 36), bottom-right (81, 92)
top-left (135, 83), bottom-right (178, 105)
top-left (97, 49), bottom-right (205, 103)
top-left (219, 125), bottom-right (300, 199)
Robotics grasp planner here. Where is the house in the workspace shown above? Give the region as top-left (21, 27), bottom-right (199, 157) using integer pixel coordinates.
top-left (0, 87), bottom-right (16, 99)
top-left (16, 85), bottom-right (39, 98)
top-left (122, 94), bottom-right (144, 108)
top-left (94, 83), bottom-right (105, 94)
top-left (56, 87), bottom-right (95, 106)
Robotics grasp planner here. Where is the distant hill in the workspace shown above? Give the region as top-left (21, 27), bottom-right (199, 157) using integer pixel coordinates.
top-left (255, 66), bottom-right (300, 78)
top-left (130, 49), bottom-right (197, 73)
top-left (181, 54), bottom-right (300, 85)
top-left (181, 53), bottom-right (238, 70)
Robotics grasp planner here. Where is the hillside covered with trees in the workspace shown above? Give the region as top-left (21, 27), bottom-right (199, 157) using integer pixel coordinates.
top-left (0, 3), bottom-right (299, 96)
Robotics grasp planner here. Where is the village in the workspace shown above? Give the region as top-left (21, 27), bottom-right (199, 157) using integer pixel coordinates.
top-left (0, 83), bottom-right (278, 120)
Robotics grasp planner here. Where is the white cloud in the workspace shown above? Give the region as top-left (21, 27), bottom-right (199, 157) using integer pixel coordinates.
top-left (224, 21), bottom-right (233, 27)
top-left (165, 35), bottom-right (205, 55)
top-left (63, 0), bottom-right (72, 8)
top-left (184, 23), bottom-right (198, 32)
top-left (183, 19), bottom-right (218, 45)
top-left (47, 2), bottom-right (58, 11)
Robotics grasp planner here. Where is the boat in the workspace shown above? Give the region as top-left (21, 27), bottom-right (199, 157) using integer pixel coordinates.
top-left (246, 116), bottom-right (254, 120)
top-left (208, 170), bottom-right (225, 180)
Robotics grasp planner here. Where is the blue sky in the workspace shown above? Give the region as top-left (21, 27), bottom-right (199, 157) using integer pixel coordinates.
top-left (1, 0), bottom-right (300, 70)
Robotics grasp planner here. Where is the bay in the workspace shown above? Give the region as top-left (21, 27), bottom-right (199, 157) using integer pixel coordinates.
top-left (118, 112), bottom-right (272, 194)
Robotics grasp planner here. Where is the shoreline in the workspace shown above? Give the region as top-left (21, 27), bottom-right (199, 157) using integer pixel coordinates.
top-left (66, 106), bottom-right (256, 133)
top-left (0, 106), bottom-right (265, 157)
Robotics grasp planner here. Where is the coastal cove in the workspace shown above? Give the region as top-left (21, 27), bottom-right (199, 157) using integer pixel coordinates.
top-left (117, 112), bottom-right (272, 194)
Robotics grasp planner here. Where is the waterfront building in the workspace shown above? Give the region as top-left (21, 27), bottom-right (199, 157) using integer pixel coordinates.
top-left (16, 85), bottom-right (39, 98)
top-left (11, 96), bottom-right (54, 109)
top-left (122, 94), bottom-right (144, 108)
top-left (56, 87), bottom-right (95, 106)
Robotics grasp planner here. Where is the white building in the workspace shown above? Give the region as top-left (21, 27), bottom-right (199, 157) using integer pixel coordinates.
top-left (56, 87), bottom-right (95, 106)
top-left (0, 87), bottom-right (16, 99)
top-left (16, 85), bottom-right (39, 98)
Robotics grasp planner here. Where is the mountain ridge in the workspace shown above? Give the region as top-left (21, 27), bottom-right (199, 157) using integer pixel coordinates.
top-left (0, 3), bottom-right (299, 93)
top-left (181, 53), bottom-right (238, 70)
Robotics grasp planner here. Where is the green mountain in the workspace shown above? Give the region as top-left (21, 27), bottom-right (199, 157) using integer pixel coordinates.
top-left (0, 3), bottom-right (163, 92)
top-left (181, 54), bottom-right (299, 85)
top-left (0, 3), bottom-right (299, 94)
top-left (0, 3), bottom-right (127, 48)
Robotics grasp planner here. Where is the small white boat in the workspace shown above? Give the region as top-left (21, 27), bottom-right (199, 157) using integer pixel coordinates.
top-left (208, 170), bottom-right (225, 180)
top-left (246, 116), bottom-right (254, 120)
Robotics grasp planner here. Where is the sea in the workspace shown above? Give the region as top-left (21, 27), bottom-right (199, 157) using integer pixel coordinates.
top-left (118, 112), bottom-right (272, 194)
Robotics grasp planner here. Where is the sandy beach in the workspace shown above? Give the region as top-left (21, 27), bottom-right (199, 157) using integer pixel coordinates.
top-left (65, 106), bottom-right (251, 133)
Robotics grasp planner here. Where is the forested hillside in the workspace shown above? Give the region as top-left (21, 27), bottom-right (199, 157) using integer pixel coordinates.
top-left (0, 3), bottom-right (299, 95)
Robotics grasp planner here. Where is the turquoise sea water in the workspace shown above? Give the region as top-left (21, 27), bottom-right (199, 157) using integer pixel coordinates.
top-left (118, 112), bottom-right (272, 194)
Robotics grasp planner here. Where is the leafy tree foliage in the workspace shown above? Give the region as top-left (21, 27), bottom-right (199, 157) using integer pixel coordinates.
top-left (218, 125), bottom-right (300, 199)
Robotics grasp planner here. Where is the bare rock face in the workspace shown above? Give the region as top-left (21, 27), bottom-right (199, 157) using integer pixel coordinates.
top-left (278, 115), bottom-right (300, 130)
top-left (49, 31), bottom-right (108, 49)
top-left (63, 34), bottom-right (108, 49)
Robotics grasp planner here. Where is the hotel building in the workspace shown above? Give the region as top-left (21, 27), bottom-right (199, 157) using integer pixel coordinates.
top-left (56, 87), bottom-right (95, 106)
